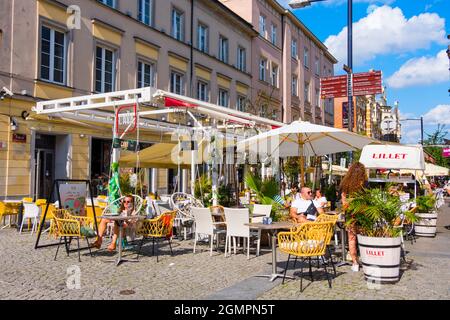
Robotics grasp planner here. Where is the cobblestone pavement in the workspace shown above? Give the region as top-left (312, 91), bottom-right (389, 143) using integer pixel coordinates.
top-left (1, 201), bottom-right (449, 300)
top-left (259, 201), bottom-right (450, 300)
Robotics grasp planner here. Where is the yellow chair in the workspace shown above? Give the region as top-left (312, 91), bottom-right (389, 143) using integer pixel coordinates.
top-left (315, 214), bottom-right (339, 276)
top-left (278, 221), bottom-right (334, 292)
top-left (52, 209), bottom-right (95, 262)
top-left (85, 205), bottom-right (103, 224)
top-left (135, 210), bottom-right (176, 262)
top-left (0, 201), bottom-right (20, 228)
top-left (22, 197), bottom-right (33, 203)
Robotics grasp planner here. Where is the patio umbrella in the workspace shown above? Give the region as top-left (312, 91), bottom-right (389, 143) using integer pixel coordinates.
top-left (237, 120), bottom-right (377, 185)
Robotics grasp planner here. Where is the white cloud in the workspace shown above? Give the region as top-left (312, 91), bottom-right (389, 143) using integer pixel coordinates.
top-left (423, 105), bottom-right (450, 125)
top-left (386, 50), bottom-right (449, 89)
top-left (399, 107), bottom-right (450, 144)
top-left (324, 6), bottom-right (447, 67)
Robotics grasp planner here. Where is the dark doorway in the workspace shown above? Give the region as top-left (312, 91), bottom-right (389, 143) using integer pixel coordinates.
top-left (34, 134), bottom-right (56, 201)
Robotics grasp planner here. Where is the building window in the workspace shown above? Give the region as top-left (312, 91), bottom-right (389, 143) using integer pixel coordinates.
top-left (98, 0), bottom-right (115, 8)
top-left (218, 89), bottom-right (229, 107)
top-left (95, 46), bottom-right (115, 93)
top-left (170, 71), bottom-right (184, 95)
top-left (237, 46), bottom-right (246, 72)
top-left (237, 96), bottom-right (246, 112)
top-left (271, 63), bottom-right (278, 88)
top-left (304, 47), bottom-right (309, 68)
top-left (259, 58), bottom-right (267, 82)
top-left (315, 57), bottom-right (320, 75)
top-left (291, 39), bottom-right (297, 58)
top-left (219, 36), bottom-right (229, 63)
top-left (292, 76), bottom-right (298, 96)
top-left (271, 24), bottom-right (277, 45)
top-left (171, 8), bottom-right (184, 41)
top-left (137, 61), bottom-right (154, 88)
top-left (259, 15), bottom-right (266, 37)
top-left (138, 0), bottom-right (153, 25)
top-left (304, 81), bottom-right (310, 103)
top-left (197, 80), bottom-right (208, 102)
top-left (197, 23), bottom-right (209, 53)
top-left (40, 25), bottom-right (66, 85)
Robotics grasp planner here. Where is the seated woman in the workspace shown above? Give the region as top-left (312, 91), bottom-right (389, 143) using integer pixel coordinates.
top-left (92, 195), bottom-right (137, 251)
top-left (313, 189), bottom-right (328, 209)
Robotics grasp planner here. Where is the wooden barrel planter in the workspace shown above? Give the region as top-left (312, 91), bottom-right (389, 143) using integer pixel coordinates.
top-left (414, 211), bottom-right (437, 237)
top-left (357, 235), bottom-right (402, 283)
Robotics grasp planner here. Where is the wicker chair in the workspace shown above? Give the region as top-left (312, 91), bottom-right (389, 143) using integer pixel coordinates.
top-left (135, 210), bottom-right (176, 262)
top-left (52, 209), bottom-right (96, 262)
top-left (278, 221), bottom-right (334, 292)
top-left (315, 214), bottom-right (339, 276)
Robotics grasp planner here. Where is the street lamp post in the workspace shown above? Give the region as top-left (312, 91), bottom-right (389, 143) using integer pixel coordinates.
top-left (289, 0), bottom-right (354, 163)
top-left (400, 117), bottom-right (424, 145)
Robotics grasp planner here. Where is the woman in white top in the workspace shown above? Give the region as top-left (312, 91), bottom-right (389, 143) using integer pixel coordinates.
top-left (313, 189), bottom-right (328, 209)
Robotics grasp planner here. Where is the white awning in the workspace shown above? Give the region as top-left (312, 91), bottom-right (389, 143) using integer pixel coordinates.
top-left (360, 144), bottom-right (425, 170)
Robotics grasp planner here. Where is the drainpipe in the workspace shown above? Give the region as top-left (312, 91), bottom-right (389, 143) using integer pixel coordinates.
top-left (281, 12), bottom-right (285, 123)
top-left (189, 0), bottom-right (194, 98)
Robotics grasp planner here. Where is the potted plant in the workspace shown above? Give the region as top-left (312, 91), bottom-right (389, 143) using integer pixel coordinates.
top-left (414, 195), bottom-right (437, 237)
top-left (345, 187), bottom-right (417, 283)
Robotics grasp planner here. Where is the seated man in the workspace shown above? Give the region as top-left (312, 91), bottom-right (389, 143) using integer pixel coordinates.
top-left (290, 187), bottom-right (324, 223)
top-left (92, 195), bottom-right (137, 251)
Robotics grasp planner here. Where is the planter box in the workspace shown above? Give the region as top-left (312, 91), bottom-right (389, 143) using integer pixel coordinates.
top-left (357, 235), bottom-right (402, 283)
top-left (414, 211), bottom-right (437, 237)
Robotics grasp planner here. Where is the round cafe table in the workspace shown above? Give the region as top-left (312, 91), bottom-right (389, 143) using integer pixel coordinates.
top-left (245, 221), bottom-right (297, 282)
top-left (100, 214), bottom-right (145, 266)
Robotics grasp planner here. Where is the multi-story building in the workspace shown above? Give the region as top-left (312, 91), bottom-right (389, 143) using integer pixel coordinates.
top-left (220, 0), bottom-right (337, 124)
top-left (380, 102), bottom-right (401, 143)
top-left (333, 96), bottom-right (366, 134)
top-left (0, 0), bottom-right (335, 199)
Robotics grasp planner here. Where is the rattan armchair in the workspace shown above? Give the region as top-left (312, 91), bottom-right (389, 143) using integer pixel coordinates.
top-left (315, 214), bottom-right (339, 276)
top-left (135, 210), bottom-right (176, 262)
top-left (278, 221), bottom-right (334, 292)
top-left (52, 209), bottom-right (95, 262)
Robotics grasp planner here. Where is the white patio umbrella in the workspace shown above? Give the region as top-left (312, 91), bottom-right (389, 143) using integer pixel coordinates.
top-left (237, 120), bottom-right (377, 185)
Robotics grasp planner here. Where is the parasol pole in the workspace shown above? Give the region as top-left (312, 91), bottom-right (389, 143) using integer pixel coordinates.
top-left (298, 134), bottom-right (305, 187)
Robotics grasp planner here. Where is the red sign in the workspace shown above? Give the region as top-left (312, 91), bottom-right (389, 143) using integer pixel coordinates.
top-left (320, 70), bottom-right (383, 98)
top-left (353, 71), bottom-right (382, 96)
top-left (320, 75), bottom-right (348, 99)
top-left (12, 133), bottom-right (26, 143)
top-left (443, 148), bottom-right (450, 158)
top-left (115, 104), bottom-right (137, 135)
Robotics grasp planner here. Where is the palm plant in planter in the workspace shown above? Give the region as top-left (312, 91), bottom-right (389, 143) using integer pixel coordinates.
top-left (345, 187), bottom-right (417, 283)
top-left (414, 195), bottom-right (437, 237)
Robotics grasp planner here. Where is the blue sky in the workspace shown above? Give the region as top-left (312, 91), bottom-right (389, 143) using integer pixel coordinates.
top-left (280, 0), bottom-right (449, 144)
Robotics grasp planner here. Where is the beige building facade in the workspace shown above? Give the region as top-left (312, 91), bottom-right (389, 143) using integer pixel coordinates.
top-left (0, 0), bottom-right (335, 199)
top-left (220, 0), bottom-right (336, 125)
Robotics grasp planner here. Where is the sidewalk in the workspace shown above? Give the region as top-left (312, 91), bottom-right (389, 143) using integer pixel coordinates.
top-left (257, 199), bottom-right (450, 300)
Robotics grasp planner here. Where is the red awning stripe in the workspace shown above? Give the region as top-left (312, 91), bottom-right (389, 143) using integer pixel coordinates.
top-left (164, 97), bottom-right (197, 108)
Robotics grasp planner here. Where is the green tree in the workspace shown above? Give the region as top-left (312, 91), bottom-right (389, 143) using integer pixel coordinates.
top-left (424, 124), bottom-right (449, 169)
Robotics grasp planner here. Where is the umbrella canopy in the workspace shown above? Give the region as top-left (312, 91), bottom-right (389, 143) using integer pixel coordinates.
top-left (360, 144), bottom-right (425, 170)
top-left (401, 163), bottom-right (449, 177)
top-left (237, 120), bottom-right (376, 185)
top-left (237, 120), bottom-right (376, 158)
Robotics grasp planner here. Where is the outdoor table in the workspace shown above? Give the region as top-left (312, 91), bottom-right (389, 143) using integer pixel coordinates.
top-left (2, 200), bottom-right (23, 230)
top-left (245, 221), bottom-right (296, 282)
top-left (100, 214), bottom-right (145, 266)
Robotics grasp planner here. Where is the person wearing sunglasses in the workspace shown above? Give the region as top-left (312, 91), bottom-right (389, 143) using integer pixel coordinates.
top-left (290, 187), bottom-right (324, 223)
top-left (92, 195), bottom-right (136, 251)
